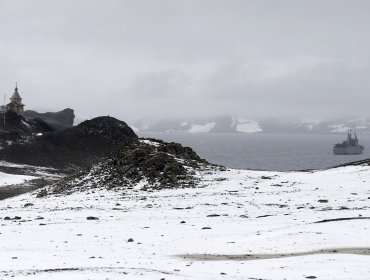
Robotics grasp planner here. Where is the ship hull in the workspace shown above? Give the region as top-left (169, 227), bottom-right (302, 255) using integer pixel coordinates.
top-left (333, 146), bottom-right (364, 155)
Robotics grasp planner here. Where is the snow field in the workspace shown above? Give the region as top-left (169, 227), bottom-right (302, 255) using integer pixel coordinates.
top-left (0, 165), bottom-right (370, 279)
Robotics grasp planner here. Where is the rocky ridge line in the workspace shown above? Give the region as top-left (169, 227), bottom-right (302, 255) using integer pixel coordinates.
top-left (40, 139), bottom-right (220, 196)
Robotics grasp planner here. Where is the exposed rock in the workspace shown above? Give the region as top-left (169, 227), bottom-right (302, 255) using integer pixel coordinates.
top-left (23, 203), bottom-right (34, 207)
top-left (0, 116), bottom-right (138, 170)
top-left (47, 139), bottom-right (215, 195)
top-left (86, 216), bottom-right (99, 220)
top-left (24, 108), bottom-right (75, 131)
top-left (36, 189), bottom-right (48, 198)
top-left (0, 111), bottom-right (54, 142)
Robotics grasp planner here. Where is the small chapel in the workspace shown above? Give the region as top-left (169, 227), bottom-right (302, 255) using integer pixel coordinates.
top-left (6, 83), bottom-right (25, 115)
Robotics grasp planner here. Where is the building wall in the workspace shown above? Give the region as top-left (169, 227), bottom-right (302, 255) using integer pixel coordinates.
top-left (6, 103), bottom-right (24, 115)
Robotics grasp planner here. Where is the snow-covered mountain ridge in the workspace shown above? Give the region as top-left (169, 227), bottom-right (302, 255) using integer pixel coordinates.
top-left (132, 116), bottom-right (370, 134)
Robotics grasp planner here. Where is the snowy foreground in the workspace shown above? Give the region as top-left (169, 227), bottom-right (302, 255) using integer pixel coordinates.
top-left (1, 164), bottom-right (370, 279)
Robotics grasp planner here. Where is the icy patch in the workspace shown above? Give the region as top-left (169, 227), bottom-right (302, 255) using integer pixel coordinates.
top-left (188, 122), bottom-right (216, 133)
top-left (330, 124), bottom-right (352, 133)
top-left (0, 172), bottom-right (35, 187)
top-left (236, 118), bottom-right (262, 133)
top-left (21, 120), bottom-right (31, 129)
top-left (139, 139), bottom-right (160, 147)
top-left (295, 119), bottom-right (322, 131)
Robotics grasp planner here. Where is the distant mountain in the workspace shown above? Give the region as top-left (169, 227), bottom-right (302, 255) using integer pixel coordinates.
top-left (132, 116), bottom-right (370, 134)
top-left (23, 108), bottom-right (75, 131)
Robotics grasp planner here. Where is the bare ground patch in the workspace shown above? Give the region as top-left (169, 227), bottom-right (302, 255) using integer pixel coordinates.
top-left (178, 247), bottom-right (370, 261)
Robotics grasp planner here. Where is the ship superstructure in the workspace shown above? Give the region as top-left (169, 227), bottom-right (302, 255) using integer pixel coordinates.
top-left (333, 131), bottom-right (364, 155)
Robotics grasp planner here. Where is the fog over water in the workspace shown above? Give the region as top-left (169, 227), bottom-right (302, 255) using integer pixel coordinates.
top-left (141, 132), bottom-right (370, 171)
top-left (1, 1), bottom-right (370, 122)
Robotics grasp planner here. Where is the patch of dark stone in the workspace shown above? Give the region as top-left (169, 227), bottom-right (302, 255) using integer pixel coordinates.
top-left (314, 217), bottom-right (370, 223)
top-left (179, 247), bottom-right (370, 261)
top-left (255, 215), bottom-right (274, 219)
top-left (173, 207), bottom-right (193, 210)
top-left (86, 216), bottom-right (99, 220)
top-left (214, 178), bottom-right (227, 181)
top-left (36, 189), bottom-right (48, 198)
top-left (265, 203), bottom-right (288, 208)
top-left (3, 216), bottom-right (22, 221)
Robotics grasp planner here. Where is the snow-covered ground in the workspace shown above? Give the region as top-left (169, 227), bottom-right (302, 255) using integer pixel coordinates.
top-left (0, 172), bottom-right (35, 188)
top-left (0, 164), bottom-right (370, 279)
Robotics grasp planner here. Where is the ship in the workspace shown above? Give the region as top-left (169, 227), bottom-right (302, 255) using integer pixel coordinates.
top-left (333, 131), bottom-right (364, 155)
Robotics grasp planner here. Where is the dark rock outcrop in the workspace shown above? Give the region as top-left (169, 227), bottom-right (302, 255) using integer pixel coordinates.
top-left (49, 139), bottom-right (212, 195)
top-left (0, 111), bottom-right (54, 142)
top-left (0, 116), bottom-right (138, 170)
top-left (23, 108), bottom-right (75, 131)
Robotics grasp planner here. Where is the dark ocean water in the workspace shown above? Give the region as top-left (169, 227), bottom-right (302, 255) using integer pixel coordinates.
top-left (139, 132), bottom-right (370, 171)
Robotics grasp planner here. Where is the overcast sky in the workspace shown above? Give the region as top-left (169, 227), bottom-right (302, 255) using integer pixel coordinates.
top-left (1, 0), bottom-right (370, 121)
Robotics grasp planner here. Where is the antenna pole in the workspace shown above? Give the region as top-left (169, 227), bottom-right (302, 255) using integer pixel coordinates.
top-left (3, 94), bottom-right (6, 144)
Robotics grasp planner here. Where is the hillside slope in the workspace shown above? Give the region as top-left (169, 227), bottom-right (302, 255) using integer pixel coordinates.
top-left (0, 116), bottom-right (138, 170)
top-left (0, 111), bottom-right (54, 142)
top-left (47, 138), bottom-right (211, 195)
top-left (23, 108), bottom-right (75, 131)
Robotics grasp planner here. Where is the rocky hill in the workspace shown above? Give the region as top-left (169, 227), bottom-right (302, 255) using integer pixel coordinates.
top-left (0, 111), bottom-right (54, 142)
top-left (42, 138), bottom-right (214, 196)
top-left (23, 108), bottom-right (75, 131)
top-left (0, 116), bottom-right (138, 170)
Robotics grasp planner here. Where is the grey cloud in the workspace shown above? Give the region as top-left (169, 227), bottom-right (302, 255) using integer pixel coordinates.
top-left (0, 0), bottom-right (370, 121)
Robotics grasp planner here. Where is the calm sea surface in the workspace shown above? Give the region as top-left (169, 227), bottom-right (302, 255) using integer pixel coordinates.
top-left (139, 132), bottom-right (370, 171)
